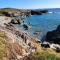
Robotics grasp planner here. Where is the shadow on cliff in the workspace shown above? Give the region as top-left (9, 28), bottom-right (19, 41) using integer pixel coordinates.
top-left (45, 25), bottom-right (60, 44)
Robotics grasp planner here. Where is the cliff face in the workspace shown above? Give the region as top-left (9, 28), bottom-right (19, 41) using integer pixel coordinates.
top-left (46, 25), bottom-right (60, 44)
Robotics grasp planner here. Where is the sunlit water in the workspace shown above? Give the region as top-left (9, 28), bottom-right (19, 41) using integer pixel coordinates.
top-left (15, 10), bottom-right (60, 42)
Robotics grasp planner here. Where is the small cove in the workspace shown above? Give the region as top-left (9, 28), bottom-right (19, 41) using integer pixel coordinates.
top-left (15, 12), bottom-right (60, 42)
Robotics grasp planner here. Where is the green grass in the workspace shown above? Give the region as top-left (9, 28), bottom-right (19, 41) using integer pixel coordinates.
top-left (31, 51), bottom-right (60, 60)
top-left (0, 13), bottom-right (4, 16)
top-left (0, 8), bottom-right (19, 12)
top-left (0, 8), bottom-right (20, 16)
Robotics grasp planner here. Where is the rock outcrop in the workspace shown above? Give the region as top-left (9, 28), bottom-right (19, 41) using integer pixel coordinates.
top-left (31, 10), bottom-right (42, 15)
top-left (31, 10), bottom-right (48, 15)
top-left (46, 25), bottom-right (60, 44)
top-left (10, 19), bottom-right (21, 24)
top-left (23, 24), bottom-right (28, 30)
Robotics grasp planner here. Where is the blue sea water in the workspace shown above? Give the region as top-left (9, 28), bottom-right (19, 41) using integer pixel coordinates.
top-left (24, 13), bottom-right (60, 41)
top-left (16, 9), bottom-right (60, 42)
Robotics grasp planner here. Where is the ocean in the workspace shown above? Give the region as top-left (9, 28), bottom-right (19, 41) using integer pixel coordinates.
top-left (16, 9), bottom-right (60, 42)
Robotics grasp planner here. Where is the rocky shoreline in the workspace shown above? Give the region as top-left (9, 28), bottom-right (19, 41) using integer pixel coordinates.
top-left (0, 15), bottom-right (60, 60)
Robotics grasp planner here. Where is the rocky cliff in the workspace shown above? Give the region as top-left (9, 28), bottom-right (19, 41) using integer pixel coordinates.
top-left (46, 25), bottom-right (60, 44)
top-left (0, 15), bottom-right (60, 60)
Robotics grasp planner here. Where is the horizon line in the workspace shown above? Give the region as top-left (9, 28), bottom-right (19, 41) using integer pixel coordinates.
top-left (0, 7), bottom-right (60, 9)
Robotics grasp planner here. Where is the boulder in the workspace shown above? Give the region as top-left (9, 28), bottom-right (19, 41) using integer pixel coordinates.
top-left (46, 25), bottom-right (60, 44)
top-left (50, 44), bottom-right (60, 53)
top-left (56, 47), bottom-right (60, 53)
top-left (10, 19), bottom-right (21, 24)
top-left (41, 41), bottom-right (50, 48)
top-left (23, 24), bottom-right (28, 30)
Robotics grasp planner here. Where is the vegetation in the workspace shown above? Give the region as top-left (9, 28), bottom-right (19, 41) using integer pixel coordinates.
top-left (0, 8), bottom-right (19, 12)
top-left (0, 8), bottom-right (20, 16)
top-left (30, 51), bottom-right (60, 60)
top-left (0, 29), bottom-right (60, 60)
top-left (0, 8), bottom-right (30, 16)
top-left (0, 32), bottom-right (7, 60)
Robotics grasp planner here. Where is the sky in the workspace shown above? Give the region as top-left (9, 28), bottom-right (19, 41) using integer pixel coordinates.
top-left (0, 0), bottom-right (60, 9)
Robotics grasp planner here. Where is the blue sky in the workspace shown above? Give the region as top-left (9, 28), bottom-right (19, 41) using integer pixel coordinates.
top-left (0, 0), bottom-right (60, 9)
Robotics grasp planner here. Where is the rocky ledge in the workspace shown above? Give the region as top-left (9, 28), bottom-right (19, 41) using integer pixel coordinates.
top-left (43, 25), bottom-right (60, 52)
top-left (46, 25), bottom-right (60, 44)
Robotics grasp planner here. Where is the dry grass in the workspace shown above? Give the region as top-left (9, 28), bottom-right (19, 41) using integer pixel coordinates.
top-left (0, 31), bottom-right (24, 60)
top-left (0, 32), bottom-right (7, 60)
top-left (0, 30), bottom-right (60, 60)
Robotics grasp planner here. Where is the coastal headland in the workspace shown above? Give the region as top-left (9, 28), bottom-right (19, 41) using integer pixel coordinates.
top-left (0, 8), bottom-right (60, 60)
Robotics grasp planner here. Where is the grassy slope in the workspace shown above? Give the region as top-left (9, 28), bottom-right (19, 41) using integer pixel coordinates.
top-left (0, 8), bottom-right (20, 16)
top-left (0, 8), bottom-right (19, 12)
top-left (0, 30), bottom-right (60, 60)
top-left (31, 51), bottom-right (60, 60)
top-left (0, 32), bottom-right (7, 60)
top-left (0, 31), bottom-right (25, 60)
top-left (28, 39), bottom-right (60, 60)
